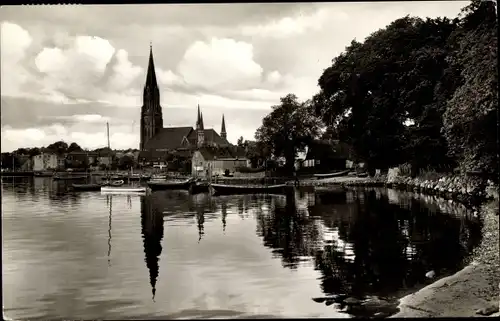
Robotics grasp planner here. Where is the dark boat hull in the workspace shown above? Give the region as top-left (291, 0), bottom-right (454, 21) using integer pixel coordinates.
top-left (147, 180), bottom-right (193, 191)
top-left (71, 183), bottom-right (102, 191)
top-left (211, 183), bottom-right (287, 195)
top-left (53, 175), bottom-right (88, 181)
top-left (189, 182), bottom-right (210, 194)
top-left (314, 170), bottom-right (350, 179)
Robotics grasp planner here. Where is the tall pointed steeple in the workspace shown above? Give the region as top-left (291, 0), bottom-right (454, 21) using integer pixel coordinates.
top-left (145, 43), bottom-right (158, 89)
top-left (140, 43), bottom-right (163, 151)
top-left (220, 114), bottom-right (227, 139)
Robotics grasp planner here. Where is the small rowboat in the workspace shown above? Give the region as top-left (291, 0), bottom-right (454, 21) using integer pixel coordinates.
top-left (313, 170), bottom-right (350, 179)
top-left (147, 178), bottom-right (194, 191)
top-left (101, 186), bottom-right (148, 194)
top-left (211, 183), bottom-right (287, 195)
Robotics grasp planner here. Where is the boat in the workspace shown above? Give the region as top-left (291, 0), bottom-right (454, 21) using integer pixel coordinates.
top-left (147, 178), bottom-right (194, 191)
top-left (211, 183), bottom-right (287, 195)
top-left (313, 169), bottom-right (350, 179)
top-left (53, 174), bottom-right (88, 181)
top-left (101, 186), bottom-right (148, 194)
top-left (71, 183), bottom-right (103, 191)
top-left (356, 172), bottom-right (369, 178)
top-left (189, 181), bottom-right (211, 194)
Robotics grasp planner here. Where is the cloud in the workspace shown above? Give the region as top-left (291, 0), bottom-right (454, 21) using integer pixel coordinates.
top-left (177, 38), bottom-right (263, 91)
top-left (107, 49), bottom-right (143, 91)
top-left (240, 8), bottom-right (344, 38)
top-left (0, 22), bottom-right (34, 96)
top-left (34, 35), bottom-right (116, 101)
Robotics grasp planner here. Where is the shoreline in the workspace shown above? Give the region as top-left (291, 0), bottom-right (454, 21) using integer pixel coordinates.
top-left (305, 173), bottom-right (499, 318)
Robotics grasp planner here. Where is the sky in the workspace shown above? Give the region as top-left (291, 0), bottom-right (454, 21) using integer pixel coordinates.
top-left (0, 1), bottom-right (468, 152)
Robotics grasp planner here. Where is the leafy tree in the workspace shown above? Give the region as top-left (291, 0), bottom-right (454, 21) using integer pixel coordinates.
top-left (28, 148), bottom-right (41, 157)
top-left (442, 0), bottom-right (498, 179)
top-left (46, 141), bottom-right (68, 155)
top-left (255, 94), bottom-right (322, 174)
top-left (237, 136), bottom-right (245, 147)
top-left (1, 153), bottom-right (21, 170)
top-left (314, 16), bottom-right (459, 173)
top-left (67, 142), bottom-right (84, 153)
top-left (118, 154), bottom-right (135, 170)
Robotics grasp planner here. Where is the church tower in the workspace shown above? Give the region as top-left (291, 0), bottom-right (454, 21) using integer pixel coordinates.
top-left (196, 104), bottom-right (205, 148)
top-left (220, 114), bottom-right (227, 140)
top-left (140, 44), bottom-right (164, 151)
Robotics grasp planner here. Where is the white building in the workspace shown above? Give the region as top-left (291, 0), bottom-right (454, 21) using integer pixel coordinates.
top-left (33, 153), bottom-right (58, 171)
top-left (192, 147), bottom-right (249, 178)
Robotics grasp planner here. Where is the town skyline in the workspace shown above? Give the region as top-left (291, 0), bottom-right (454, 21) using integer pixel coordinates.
top-left (1, 2), bottom-right (467, 152)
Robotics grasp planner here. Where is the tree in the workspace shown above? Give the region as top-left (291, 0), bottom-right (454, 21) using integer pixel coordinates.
top-left (255, 94), bottom-right (322, 174)
top-left (28, 148), bottom-right (41, 157)
top-left (442, 0), bottom-right (498, 179)
top-left (237, 136), bottom-right (245, 147)
top-left (46, 141), bottom-right (68, 155)
top-left (314, 15), bottom-right (459, 173)
top-left (118, 154), bottom-right (135, 170)
top-left (1, 153), bottom-right (21, 170)
top-left (67, 142), bottom-right (84, 153)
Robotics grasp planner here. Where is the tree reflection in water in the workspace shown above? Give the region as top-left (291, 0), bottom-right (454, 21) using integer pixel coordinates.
top-left (255, 187), bottom-right (482, 306)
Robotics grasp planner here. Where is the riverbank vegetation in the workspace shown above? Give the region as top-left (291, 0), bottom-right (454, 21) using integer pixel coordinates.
top-left (254, 0), bottom-right (497, 182)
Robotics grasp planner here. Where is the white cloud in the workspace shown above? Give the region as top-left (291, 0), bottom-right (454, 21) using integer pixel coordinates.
top-left (157, 68), bottom-right (183, 87)
top-left (107, 49), bottom-right (143, 91)
top-left (34, 35), bottom-right (116, 100)
top-left (241, 8), bottom-right (344, 38)
top-left (177, 37), bottom-right (263, 91)
top-left (0, 22), bottom-right (34, 96)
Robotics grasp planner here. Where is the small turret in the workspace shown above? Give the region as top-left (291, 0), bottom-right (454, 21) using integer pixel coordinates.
top-left (196, 104), bottom-right (204, 147)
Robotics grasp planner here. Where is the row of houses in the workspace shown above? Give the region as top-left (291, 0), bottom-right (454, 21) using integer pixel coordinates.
top-left (12, 150), bottom-right (140, 172)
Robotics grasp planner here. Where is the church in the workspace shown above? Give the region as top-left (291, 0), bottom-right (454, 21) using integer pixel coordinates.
top-left (138, 46), bottom-right (236, 167)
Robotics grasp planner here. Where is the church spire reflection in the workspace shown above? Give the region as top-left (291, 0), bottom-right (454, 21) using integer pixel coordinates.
top-left (196, 207), bottom-right (205, 242)
top-left (221, 199), bottom-right (228, 233)
top-left (140, 194), bottom-right (164, 301)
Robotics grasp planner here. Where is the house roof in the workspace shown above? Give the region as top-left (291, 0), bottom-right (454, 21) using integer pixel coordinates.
top-left (144, 126), bottom-right (194, 151)
top-left (196, 146), bottom-right (248, 161)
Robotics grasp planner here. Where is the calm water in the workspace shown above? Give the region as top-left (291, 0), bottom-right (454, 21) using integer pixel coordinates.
top-left (2, 177), bottom-right (482, 319)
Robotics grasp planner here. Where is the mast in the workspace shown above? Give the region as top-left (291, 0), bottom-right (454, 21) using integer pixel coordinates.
top-left (107, 122), bottom-right (111, 179)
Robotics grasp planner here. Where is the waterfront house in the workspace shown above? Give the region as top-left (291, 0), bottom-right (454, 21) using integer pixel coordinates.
top-left (97, 149), bottom-right (113, 167)
top-left (18, 155), bottom-right (33, 171)
top-left (66, 151), bottom-right (90, 169)
top-left (33, 153), bottom-right (58, 171)
top-left (191, 146), bottom-right (248, 178)
top-left (304, 139), bottom-right (352, 171)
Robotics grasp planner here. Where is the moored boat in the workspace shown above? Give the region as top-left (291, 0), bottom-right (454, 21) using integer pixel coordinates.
top-left (53, 174), bottom-right (88, 181)
top-left (71, 183), bottom-right (103, 191)
top-left (189, 181), bottom-right (210, 194)
top-left (147, 178), bottom-right (194, 191)
top-left (211, 183), bottom-right (287, 195)
top-left (101, 186), bottom-right (148, 193)
top-left (313, 169), bottom-right (350, 179)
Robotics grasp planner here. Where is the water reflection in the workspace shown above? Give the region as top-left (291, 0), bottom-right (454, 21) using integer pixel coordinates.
top-left (2, 178), bottom-right (482, 319)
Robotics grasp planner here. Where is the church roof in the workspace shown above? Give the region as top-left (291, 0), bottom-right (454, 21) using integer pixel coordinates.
top-left (144, 127), bottom-right (194, 152)
top-left (187, 128), bottom-right (230, 146)
top-left (197, 146), bottom-right (248, 161)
